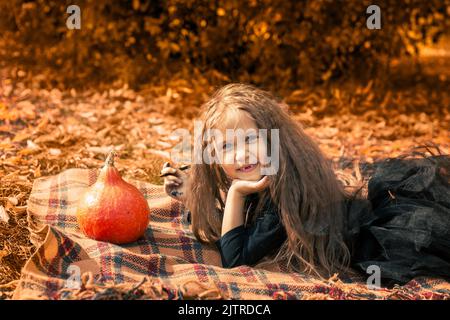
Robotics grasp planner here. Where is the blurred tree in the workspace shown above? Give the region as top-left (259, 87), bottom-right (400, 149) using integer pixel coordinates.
top-left (0, 0), bottom-right (448, 89)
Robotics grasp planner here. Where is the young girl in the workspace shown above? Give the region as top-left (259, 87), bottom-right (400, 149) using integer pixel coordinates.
top-left (160, 83), bottom-right (450, 286)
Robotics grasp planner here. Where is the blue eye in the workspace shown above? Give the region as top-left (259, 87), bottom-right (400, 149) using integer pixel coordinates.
top-left (246, 135), bottom-right (257, 143)
top-left (222, 142), bottom-right (233, 151)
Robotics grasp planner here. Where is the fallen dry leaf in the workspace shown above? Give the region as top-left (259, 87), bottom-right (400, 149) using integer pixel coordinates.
top-left (0, 206), bottom-right (9, 224)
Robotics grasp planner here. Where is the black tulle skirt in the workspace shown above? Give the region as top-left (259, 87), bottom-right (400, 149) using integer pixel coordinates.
top-left (346, 153), bottom-right (450, 285)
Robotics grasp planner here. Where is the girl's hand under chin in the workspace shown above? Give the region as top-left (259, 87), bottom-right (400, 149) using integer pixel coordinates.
top-left (229, 176), bottom-right (270, 198)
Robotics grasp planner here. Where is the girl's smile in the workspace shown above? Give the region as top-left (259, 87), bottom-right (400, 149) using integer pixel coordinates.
top-left (237, 163), bottom-right (259, 173)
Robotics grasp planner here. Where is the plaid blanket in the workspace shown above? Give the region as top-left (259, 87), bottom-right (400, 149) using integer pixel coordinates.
top-left (12, 168), bottom-right (450, 300)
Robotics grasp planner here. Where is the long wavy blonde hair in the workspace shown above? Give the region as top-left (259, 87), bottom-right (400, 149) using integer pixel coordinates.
top-left (185, 83), bottom-right (351, 278)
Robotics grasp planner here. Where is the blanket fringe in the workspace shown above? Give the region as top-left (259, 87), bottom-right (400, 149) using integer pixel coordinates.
top-left (385, 281), bottom-right (450, 300)
top-left (0, 280), bottom-right (19, 300)
top-left (53, 272), bottom-right (227, 300)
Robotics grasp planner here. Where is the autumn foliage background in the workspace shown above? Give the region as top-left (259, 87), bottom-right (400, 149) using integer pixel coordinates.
top-left (1, 0), bottom-right (449, 89)
top-left (0, 0), bottom-right (449, 299)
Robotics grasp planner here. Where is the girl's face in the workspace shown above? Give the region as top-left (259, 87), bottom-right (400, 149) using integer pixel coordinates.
top-left (213, 110), bottom-right (266, 181)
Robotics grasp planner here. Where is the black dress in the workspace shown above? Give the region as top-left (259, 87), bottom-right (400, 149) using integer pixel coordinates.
top-left (348, 154), bottom-right (450, 285)
top-left (214, 154), bottom-right (450, 285)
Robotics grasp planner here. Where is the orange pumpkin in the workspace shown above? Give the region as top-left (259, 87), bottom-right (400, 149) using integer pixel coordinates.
top-left (76, 151), bottom-right (150, 244)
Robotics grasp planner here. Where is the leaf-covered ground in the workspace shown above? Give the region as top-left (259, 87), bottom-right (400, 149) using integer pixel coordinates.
top-left (0, 55), bottom-right (449, 299)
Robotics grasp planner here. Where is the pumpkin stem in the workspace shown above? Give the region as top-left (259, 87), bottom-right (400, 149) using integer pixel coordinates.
top-left (105, 150), bottom-right (116, 167)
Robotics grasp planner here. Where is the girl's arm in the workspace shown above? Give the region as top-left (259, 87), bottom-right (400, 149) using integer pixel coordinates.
top-left (221, 176), bottom-right (269, 235)
top-left (217, 176), bottom-right (287, 268)
top-left (216, 203), bottom-right (286, 268)
top-left (221, 188), bottom-right (246, 236)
